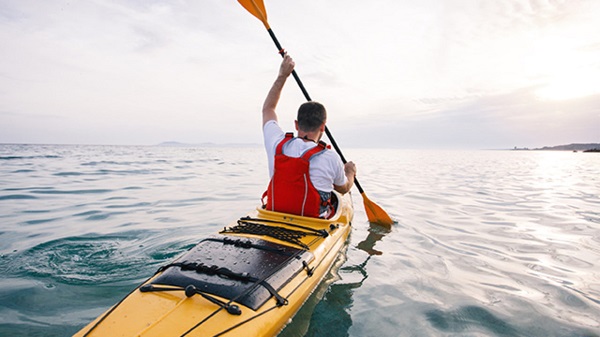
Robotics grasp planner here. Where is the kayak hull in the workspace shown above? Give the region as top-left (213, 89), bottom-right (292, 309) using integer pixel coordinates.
top-left (74, 192), bottom-right (353, 337)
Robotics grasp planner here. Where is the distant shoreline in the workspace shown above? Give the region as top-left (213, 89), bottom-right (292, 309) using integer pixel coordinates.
top-left (512, 143), bottom-right (600, 152)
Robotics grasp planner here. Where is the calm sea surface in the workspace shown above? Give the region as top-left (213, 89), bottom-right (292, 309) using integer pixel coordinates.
top-left (0, 144), bottom-right (598, 337)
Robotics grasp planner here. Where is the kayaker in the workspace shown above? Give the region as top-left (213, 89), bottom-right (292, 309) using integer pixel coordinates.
top-left (262, 53), bottom-right (356, 218)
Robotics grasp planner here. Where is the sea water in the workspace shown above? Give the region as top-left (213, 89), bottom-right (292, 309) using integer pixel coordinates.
top-left (0, 144), bottom-right (598, 337)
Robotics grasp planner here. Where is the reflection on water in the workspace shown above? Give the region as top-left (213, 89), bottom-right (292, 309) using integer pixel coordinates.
top-left (301, 223), bottom-right (390, 337)
top-left (426, 305), bottom-right (519, 336)
top-left (356, 222), bottom-right (391, 257)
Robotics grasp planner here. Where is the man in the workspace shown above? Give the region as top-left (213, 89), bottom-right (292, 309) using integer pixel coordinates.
top-left (262, 53), bottom-right (356, 218)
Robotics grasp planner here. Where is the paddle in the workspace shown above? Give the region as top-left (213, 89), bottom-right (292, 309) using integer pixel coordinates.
top-left (238, 0), bottom-right (394, 228)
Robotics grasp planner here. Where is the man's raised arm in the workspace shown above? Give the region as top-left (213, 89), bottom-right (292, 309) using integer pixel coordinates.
top-left (262, 54), bottom-right (295, 126)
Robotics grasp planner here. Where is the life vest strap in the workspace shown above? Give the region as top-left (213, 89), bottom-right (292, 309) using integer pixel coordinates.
top-left (275, 132), bottom-right (295, 155)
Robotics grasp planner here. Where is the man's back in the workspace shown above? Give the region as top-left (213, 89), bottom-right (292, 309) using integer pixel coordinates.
top-left (263, 120), bottom-right (346, 193)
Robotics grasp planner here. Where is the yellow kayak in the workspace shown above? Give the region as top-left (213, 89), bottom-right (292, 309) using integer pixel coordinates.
top-left (74, 192), bottom-right (353, 337)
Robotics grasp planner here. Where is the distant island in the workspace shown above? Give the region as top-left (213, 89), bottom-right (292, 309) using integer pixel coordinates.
top-left (513, 143), bottom-right (600, 152)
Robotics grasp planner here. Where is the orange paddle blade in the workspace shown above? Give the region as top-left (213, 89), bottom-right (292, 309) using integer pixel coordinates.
top-left (361, 192), bottom-right (394, 228)
top-left (238, 0), bottom-right (270, 28)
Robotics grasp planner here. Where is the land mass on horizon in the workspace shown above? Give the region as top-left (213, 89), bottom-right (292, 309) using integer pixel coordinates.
top-left (513, 143), bottom-right (600, 151)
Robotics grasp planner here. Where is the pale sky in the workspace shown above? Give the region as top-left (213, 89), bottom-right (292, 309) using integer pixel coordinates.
top-left (1, 0), bottom-right (599, 149)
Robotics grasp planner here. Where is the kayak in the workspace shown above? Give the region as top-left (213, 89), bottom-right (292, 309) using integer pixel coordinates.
top-left (74, 191), bottom-right (354, 337)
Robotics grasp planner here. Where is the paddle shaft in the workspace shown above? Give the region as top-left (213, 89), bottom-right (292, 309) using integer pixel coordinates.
top-left (267, 28), bottom-right (366, 195)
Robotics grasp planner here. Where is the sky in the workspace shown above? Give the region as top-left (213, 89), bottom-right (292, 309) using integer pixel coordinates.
top-left (1, 0), bottom-right (599, 149)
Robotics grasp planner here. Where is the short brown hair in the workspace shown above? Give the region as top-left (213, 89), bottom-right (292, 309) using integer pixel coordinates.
top-left (297, 101), bottom-right (326, 132)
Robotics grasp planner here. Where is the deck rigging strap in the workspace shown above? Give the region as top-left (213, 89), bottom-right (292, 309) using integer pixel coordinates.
top-left (139, 284), bottom-right (243, 315)
top-left (239, 216), bottom-right (330, 237)
top-left (220, 217), bottom-right (328, 249)
top-left (155, 261), bottom-right (288, 307)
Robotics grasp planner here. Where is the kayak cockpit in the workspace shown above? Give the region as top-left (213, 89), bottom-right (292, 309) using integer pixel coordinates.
top-left (255, 191), bottom-right (353, 229)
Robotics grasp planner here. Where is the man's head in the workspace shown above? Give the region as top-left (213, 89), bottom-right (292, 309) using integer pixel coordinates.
top-left (296, 101), bottom-right (327, 132)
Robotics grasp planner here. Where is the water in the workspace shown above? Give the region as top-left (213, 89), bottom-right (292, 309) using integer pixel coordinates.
top-left (0, 144), bottom-right (598, 337)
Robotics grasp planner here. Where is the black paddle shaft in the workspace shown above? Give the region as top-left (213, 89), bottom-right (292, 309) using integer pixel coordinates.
top-left (266, 28), bottom-right (366, 194)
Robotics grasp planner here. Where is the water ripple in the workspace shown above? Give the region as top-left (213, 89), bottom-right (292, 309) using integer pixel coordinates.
top-left (0, 155), bottom-right (61, 160)
top-left (1, 233), bottom-right (190, 285)
top-left (0, 194), bottom-right (37, 200)
top-left (30, 189), bottom-right (113, 195)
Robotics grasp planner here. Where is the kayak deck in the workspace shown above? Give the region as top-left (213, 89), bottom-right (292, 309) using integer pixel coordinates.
top-left (74, 192), bottom-right (353, 337)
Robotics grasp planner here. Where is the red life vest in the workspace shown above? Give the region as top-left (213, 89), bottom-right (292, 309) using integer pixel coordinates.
top-left (264, 133), bottom-right (329, 218)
